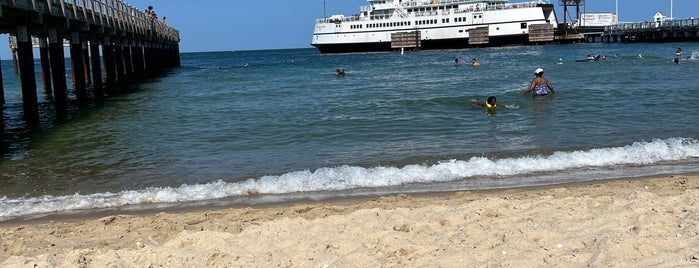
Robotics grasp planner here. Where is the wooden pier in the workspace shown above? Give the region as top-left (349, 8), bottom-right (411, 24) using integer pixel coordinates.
top-left (0, 0), bottom-right (180, 123)
top-left (603, 19), bottom-right (699, 43)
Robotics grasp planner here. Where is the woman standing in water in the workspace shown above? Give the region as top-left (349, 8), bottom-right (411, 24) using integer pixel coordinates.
top-left (521, 68), bottom-right (555, 97)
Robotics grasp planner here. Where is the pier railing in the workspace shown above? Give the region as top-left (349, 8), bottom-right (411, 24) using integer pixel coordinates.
top-left (0, 0), bottom-right (179, 43)
top-left (605, 18), bottom-right (699, 34)
top-left (601, 18), bottom-right (699, 44)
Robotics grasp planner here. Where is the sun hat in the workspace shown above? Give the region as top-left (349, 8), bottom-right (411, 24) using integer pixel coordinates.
top-left (535, 68), bottom-right (544, 74)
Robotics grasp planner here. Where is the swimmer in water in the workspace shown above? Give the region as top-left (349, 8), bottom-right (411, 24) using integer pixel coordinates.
top-left (471, 58), bottom-right (480, 67)
top-left (472, 96), bottom-right (497, 115)
top-left (472, 96), bottom-right (496, 109)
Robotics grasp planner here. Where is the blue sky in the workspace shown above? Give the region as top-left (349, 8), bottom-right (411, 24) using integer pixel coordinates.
top-left (0, 0), bottom-right (696, 58)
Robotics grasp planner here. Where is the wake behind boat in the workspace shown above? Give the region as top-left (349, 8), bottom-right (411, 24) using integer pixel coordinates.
top-left (311, 0), bottom-right (559, 53)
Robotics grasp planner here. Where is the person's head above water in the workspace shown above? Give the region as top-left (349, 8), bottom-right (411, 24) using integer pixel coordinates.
top-left (485, 96), bottom-right (496, 108)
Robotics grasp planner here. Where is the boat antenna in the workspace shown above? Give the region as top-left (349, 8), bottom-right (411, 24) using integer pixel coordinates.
top-left (324, 0), bottom-right (327, 18)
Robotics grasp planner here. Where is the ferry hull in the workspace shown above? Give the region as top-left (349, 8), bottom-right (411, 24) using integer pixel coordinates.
top-left (312, 34), bottom-right (533, 54)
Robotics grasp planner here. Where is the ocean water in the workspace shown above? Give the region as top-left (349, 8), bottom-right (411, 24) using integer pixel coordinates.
top-left (1, 42), bottom-right (699, 220)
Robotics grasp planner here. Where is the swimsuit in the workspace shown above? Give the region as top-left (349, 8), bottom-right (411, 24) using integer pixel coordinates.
top-left (533, 84), bottom-right (550, 96)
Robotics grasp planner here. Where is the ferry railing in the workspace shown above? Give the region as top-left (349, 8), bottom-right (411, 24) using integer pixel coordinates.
top-left (315, 0), bottom-right (550, 23)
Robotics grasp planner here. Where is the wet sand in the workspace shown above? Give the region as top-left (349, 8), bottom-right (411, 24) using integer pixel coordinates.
top-left (1, 174), bottom-right (698, 267)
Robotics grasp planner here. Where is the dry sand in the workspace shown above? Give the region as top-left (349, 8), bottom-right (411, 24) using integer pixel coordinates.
top-left (1, 174), bottom-right (698, 267)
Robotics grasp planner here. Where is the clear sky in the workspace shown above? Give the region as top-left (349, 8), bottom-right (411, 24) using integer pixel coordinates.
top-left (0, 0), bottom-right (697, 59)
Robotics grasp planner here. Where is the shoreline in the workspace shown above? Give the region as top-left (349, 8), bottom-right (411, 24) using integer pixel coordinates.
top-left (3, 172), bottom-right (696, 225)
top-left (2, 174), bottom-right (698, 266)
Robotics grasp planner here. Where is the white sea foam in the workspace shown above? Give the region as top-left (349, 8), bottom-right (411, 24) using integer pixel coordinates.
top-left (1, 137), bottom-right (698, 220)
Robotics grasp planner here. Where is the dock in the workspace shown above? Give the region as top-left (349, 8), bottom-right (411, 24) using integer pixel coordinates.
top-left (0, 0), bottom-right (180, 124)
top-left (603, 19), bottom-right (699, 43)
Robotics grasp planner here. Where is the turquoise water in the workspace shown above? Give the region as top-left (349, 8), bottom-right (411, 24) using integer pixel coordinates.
top-left (1, 42), bottom-right (699, 220)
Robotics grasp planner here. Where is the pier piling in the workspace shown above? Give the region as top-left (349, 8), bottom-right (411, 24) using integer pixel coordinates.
top-left (89, 38), bottom-right (103, 100)
top-left (70, 32), bottom-right (87, 101)
top-left (16, 24), bottom-right (39, 122)
top-left (48, 28), bottom-right (68, 113)
top-left (39, 37), bottom-right (52, 95)
top-left (0, 53), bottom-right (3, 105)
top-left (122, 40), bottom-right (134, 82)
top-left (102, 36), bottom-right (116, 91)
top-left (114, 43), bottom-right (126, 84)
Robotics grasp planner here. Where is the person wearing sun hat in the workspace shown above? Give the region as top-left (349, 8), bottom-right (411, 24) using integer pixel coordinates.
top-left (521, 68), bottom-right (555, 97)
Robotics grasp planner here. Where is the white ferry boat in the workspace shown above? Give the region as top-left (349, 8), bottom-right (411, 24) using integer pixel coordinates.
top-left (312, 0), bottom-right (559, 53)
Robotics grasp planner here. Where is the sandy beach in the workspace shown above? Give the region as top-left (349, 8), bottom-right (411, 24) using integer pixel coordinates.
top-left (1, 174), bottom-right (698, 267)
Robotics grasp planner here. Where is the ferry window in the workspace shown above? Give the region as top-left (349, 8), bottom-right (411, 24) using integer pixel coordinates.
top-left (521, 22), bottom-right (527, 29)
